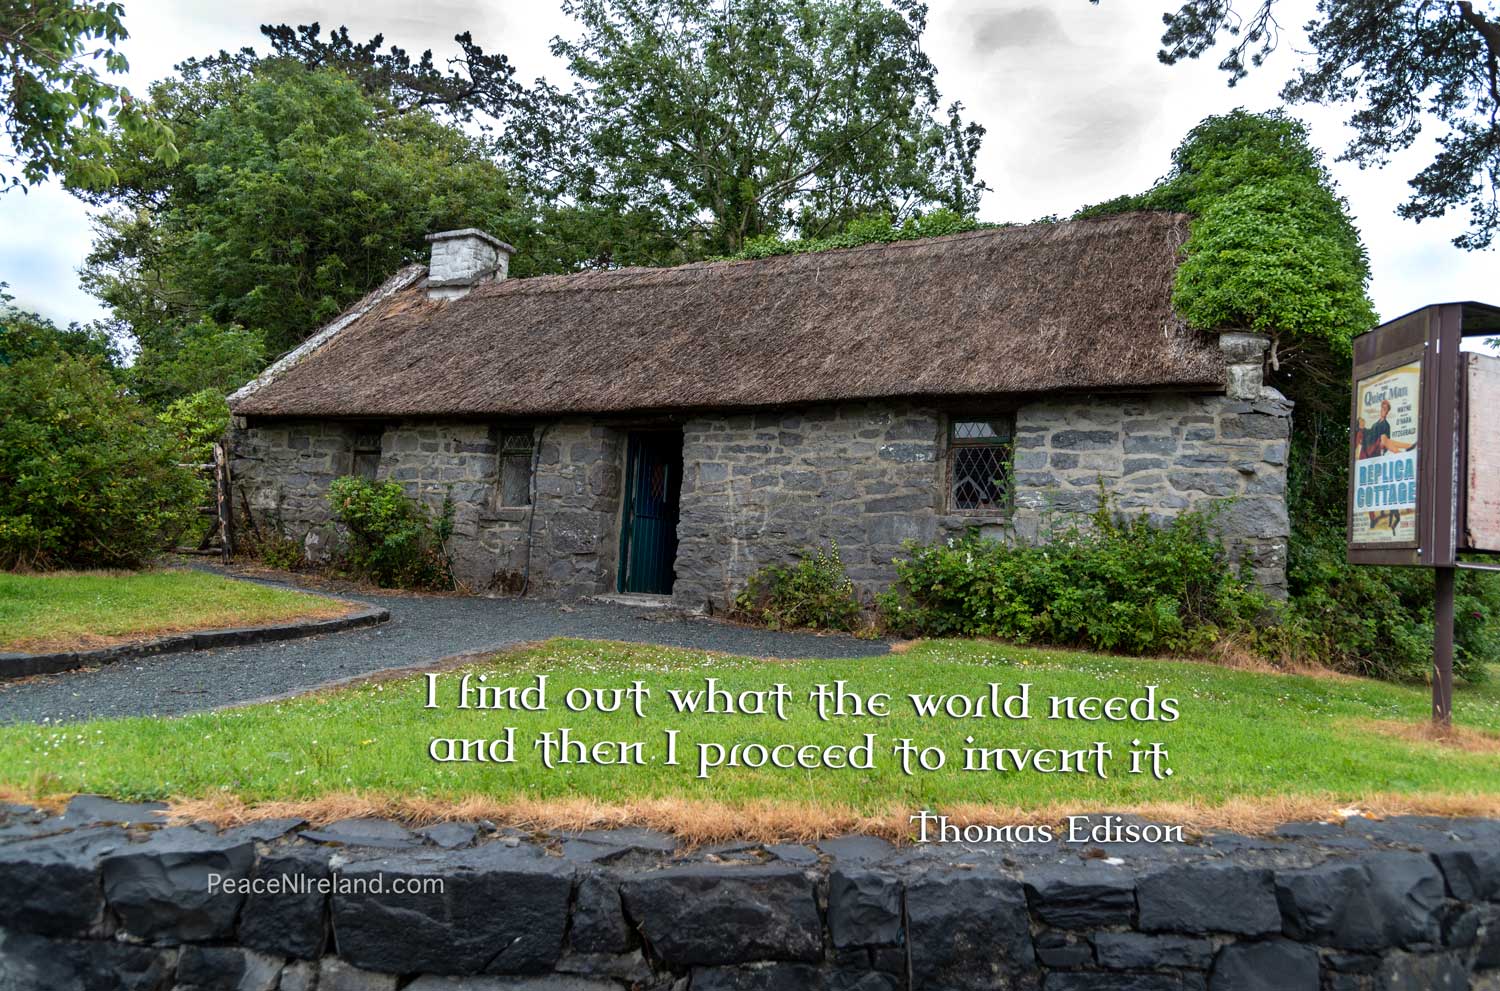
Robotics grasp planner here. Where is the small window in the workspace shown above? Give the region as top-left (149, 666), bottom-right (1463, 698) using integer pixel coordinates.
top-left (947, 417), bottom-right (1014, 514)
top-left (352, 428), bottom-right (383, 481)
top-left (496, 428), bottom-right (534, 507)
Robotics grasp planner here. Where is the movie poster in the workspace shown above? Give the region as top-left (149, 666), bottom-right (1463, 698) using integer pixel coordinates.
top-left (1351, 362), bottom-right (1420, 544)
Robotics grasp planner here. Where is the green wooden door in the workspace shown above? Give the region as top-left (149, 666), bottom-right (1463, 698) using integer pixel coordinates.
top-left (618, 432), bottom-right (682, 594)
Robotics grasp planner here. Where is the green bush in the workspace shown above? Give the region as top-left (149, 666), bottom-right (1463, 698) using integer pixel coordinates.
top-left (327, 477), bottom-right (454, 589)
top-left (878, 504), bottom-right (1263, 655)
top-left (1266, 527), bottom-right (1495, 683)
top-left (0, 353), bottom-right (199, 569)
top-left (158, 388), bottom-right (230, 464)
top-left (733, 544), bottom-right (863, 632)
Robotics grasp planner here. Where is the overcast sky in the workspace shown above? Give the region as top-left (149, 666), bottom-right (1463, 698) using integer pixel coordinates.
top-left (2, 0), bottom-right (1495, 327)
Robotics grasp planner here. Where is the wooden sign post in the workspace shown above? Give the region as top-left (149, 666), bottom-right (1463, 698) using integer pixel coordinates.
top-left (1348, 301), bottom-right (1500, 727)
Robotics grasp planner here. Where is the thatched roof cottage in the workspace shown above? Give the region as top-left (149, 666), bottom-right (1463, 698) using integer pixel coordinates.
top-left (228, 213), bottom-right (1292, 606)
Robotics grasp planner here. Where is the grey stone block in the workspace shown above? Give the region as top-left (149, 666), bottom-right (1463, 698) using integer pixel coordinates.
top-left (331, 844), bottom-right (573, 975)
top-left (1093, 931), bottom-right (1212, 969)
top-left (828, 868), bottom-right (902, 948)
top-left (570, 873), bottom-right (634, 954)
top-left (1024, 867), bottom-right (1136, 929)
top-left (174, 944), bottom-right (282, 990)
top-left (1137, 865), bottom-right (1280, 936)
top-left (1051, 430), bottom-right (1119, 450)
top-left (907, 869), bottom-right (1034, 990)
top-left (0, 926), bottom-right (177, 991)
top-left (0, 826), bottom-right (128, 937)
top-left (238, 847), bottom-right (329, 960)
top-left (317, 957), bottom-right (399, 991)
top-left (1207, 939), bottom-right (1318, 990)
top-left (101, 827), bottom-right (255, 943)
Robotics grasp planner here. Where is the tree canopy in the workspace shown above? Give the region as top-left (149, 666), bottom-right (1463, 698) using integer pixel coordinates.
top-left (505, 0), bottom-right (986, 257)
top-left (1094, 0), bottom-right (1500, 250)
top-left (78, 56), bottom-right (535, 372)
top-left (0, 0), bottom-right (175, 189)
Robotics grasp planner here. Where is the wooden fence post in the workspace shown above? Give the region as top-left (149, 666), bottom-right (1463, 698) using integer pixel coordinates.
top-left (214, 442), bottom-right (234, 562)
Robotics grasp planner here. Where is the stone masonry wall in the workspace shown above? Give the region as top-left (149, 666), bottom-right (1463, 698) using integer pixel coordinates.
top-left (234, 336), bottom-right (1289, 606)
top-left (3, 798), bottom-right (1498, 991)
top-left (672, 380), bottom-right (1291, 612)
top-left (231, 418), bottom-right (622, 598)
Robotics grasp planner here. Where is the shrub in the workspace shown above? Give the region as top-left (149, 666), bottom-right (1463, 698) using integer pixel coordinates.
top-left (1266, 527), bottom-right (1495, 683)
top-left (733, 544), bottom-right (863, 631)
top-left (0, 353), bottom-right (199, 569)
top-left (327, 476), bottom-right (454, 589)
top-left (158, 388), bottom-right (230, 464)
top-left (878, 504), bottom-right (1263, 655)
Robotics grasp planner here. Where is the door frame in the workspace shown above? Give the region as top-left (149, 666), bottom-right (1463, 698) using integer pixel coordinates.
top-left (615, 428), bottom-right (683, 594)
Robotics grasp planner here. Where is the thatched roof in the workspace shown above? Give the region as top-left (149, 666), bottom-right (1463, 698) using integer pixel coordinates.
top-left (231, 212), bottom-right (1224, 419)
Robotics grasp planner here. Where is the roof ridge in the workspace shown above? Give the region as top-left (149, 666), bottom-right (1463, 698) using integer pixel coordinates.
top-left (468, 212), bottom-right (1187, 298)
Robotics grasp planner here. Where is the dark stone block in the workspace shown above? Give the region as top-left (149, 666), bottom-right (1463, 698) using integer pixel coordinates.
top-left (1024, 866), bottom-right (1136, 929)
top-left (102, 827), bottom-right (255, 943)
top-left (1372, 950), bottom-right (1468, 991)
top-left (1093, 932), bottom-right (1212, 970)
top-left (1051, 430), bottom-right (1119, 450)
top-left (175, 944), bottom-right (282, 990)
top-left (1123, 435), bottom-right (1176, 455)
top-left (1431, 848), bottom-right (1500, 901)
top-left (237, 847), bottom-right (329, 959)
top-left (331, 843), bottom-right (573, 975)
top-left (1044, 973), bottom-right (1192, 991)
top-left (828, 868), bottom-right (902, 948)
top-left (620, 864), bottom-right (821, 966)
top-left (0, 926), bottom-right (176, 991)
top-left (818, 836), bottom-right (894, 864)
top-left (0, 827), bottom-right (127, 936)
top-left (1207, 939), bottom-right (1318, 990)
top-left (299, 817), bottom-right (421, 850)
top-left (907, 869), bottom-right (1034, 990)
top-left (1123, 457), bottom-right (1168, 474)
top-left (692, 963), bottom-right (899, 991)
top-left (416, 822), bottom-right (478, 849)
top-left (1034, 929), bottom-right (1093, 967)
top-left (570, 873), bottom-right (634, 954)
top-left (1138, 865), bottom-right (1280, 936)
top-left (59, 795), bottom-right (167, 828)
top-left (1219, 415), bottom-right (1287, 440)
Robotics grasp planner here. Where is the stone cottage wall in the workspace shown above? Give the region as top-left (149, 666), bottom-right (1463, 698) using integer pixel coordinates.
top-left (671, 388), bottom-right (1292, 612)
top-left (230, 418), bottom-right (622, 597)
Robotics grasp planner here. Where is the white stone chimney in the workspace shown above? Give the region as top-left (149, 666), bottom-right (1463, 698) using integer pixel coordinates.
top-left (425, 228), bottom-right (515, 300)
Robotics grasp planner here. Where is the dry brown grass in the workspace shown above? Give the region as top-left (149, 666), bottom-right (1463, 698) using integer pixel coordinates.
top-left (1356, 718), bottom-right (1500, 755)
top-left (0, 791), bottom-right (1478, 845)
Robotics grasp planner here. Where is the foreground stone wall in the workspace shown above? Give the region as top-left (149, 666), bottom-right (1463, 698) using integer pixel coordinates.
top-left (231, 418), bottom-right (622, 597)
top-left (2, 798), bottom-right (1497, 991)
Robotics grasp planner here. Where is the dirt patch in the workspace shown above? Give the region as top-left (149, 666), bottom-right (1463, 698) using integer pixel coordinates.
top-left (1354, 718), bottom-right (1500, 755)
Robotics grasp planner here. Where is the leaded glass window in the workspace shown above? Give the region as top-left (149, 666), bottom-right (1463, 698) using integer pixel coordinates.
top-left (496, 428), bottom-right (534, 508)
top-left (947, 417), bottom-right (1014, 514)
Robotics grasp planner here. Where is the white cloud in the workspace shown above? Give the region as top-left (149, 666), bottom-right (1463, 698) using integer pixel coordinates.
top-left (1, 0), bottom-right (1494, 327)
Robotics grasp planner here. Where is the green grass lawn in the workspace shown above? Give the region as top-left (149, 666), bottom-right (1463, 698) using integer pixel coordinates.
top-left (2, 638), bottom-right (1495, 832)
top-left (0, 569), bottom-right (353, 652)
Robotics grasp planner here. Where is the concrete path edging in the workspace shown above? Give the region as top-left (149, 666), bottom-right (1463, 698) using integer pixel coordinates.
top-left (0, 605), bottom-right (389, 680)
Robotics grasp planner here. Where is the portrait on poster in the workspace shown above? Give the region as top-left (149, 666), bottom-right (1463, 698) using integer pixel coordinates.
top-left (1351, 362), bottom-right (1420, 544)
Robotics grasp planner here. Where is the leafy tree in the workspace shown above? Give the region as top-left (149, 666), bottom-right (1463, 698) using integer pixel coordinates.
top-left (0, 0), bottom-right (175, 189)
top-left (126, 318), bottom-right (264, 408)
top-left (0, 351), bottom-right (198, 569)
top-left (78, 59), bottom-right (533, 357)
top-left (0, 295), bottom-right (122, 367)
top-left (506, 0), bottom-right (986, 257)
top-left (1092, 0), bottom-right (1500, 249)
top-left (257, 22), bottom-right (518, 124)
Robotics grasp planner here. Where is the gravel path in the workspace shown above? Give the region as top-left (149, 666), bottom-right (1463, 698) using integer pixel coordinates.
top-left (0, 582), bottom-right (887, 726)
